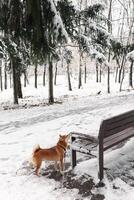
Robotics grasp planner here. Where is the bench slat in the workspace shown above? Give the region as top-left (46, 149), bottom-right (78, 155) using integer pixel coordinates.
top-left (71, 142), bottom-right (97, 155)
top-left (105, 116), bottom-right (134, 129)
top-left (104, 123), bottom-right (134, 137)
top-left (105, 110), bottom-right (134, 125)
top-left (105, 116), bottom-right (134, 131)
top-left (104, 127), bottom-right (134, 143)
top-left (103, 128), bottom-right (134, 151)
top-left (71, 144), bottom-right (93, 155)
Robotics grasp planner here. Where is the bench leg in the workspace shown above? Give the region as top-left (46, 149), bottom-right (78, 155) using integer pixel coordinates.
top-left (71, 136), bottom-right (77, 168)
top-left (71, 149), bottom-right (76, 168)
top-left (98, 143), bottom-right (104, 182)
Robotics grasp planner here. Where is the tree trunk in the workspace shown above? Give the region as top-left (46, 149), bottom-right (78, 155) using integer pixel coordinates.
top-left (107, 66), bottom-right (110, 93)
top-left (118, 68), bottom-right (122, 83)
top-left (24, 71), bottom-right (27, 87)
top-left (61, 54), bottom-right (64, 68)
top-left (43, 64), bottom-right (46, 86)
top-left (17, 75), bottom-right (23, 98)
top-left (48, 55), bottom-right (54, 104)
top-left (129, 61), bottom-right (134, 88)
top-left (107, 0), bottom-right (112, 93)
top-left (4, 66), bottom-right (7, 89)
top-left (54, 63), bottom-right (58, 85)
top-left (67, 64), bottom-right (72, 91)
top-left (78, 66), bottom-right (82, 89)
top-left (78, 54), bottom-right (82, 89)
top-left (99, 64), bottom-right (102, 82)
top-left (11, 58), bottom-right (18, 104)
top-left (34, 63), bottom-right (38, 88)
top-left (118, 54), bottom-right (126, 83)
top-left (96, 63), bottom-right (99, 82)
top-left (10, 72), bottom-right (12, 88)
top-left (0, 66), bottom-right (3, 91)
top-left (107, 51), bottom-right (111, 94)
top-left (120, 67), bottom-right (125, 92)
top-left (108, 0), bottom-right (113, 33)
top-left (84, 60), bottom-right (87, 84)
top-left (115, 67), bottom-right (119, 83)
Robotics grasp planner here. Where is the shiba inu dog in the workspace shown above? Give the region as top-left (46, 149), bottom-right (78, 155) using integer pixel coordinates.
top-left (31, 134), bottom-right (70, 176)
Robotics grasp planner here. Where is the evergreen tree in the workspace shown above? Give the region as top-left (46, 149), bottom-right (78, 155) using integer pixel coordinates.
top-left (0, 0), bottom-right (68, 104)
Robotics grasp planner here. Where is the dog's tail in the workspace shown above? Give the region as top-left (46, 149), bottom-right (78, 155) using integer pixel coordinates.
top-left (30, 144), bottom-right (41, 168)
top-left (33, 144), bottom-right (41, 154)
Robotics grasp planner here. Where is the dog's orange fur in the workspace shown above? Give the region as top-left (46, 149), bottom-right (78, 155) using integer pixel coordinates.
top-left (32, 134), bottom-right (69, 176)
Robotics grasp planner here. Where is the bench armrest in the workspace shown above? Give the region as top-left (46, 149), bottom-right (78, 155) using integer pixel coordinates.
top-left (70, 132), bottom-right (98, 144)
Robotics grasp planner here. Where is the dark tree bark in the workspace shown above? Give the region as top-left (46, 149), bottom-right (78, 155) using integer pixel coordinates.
top-left (34, 62), bottom-right (38, 88)
top-left (17, 75), bottom-right (23, 98)
top-left (118, 53), bottom-right (127, 92)
top-left (99, 64), bottom-right (102, 83)
top-left (107, 49), bottom-right (111, 94)
top-left (54, 63), bottom-right (58, 85)
top-left (118, 54), bottom-right (125, 83)
top-left (61, 55), bottom-right (64, 68)
top-left (120, 67), bottom-right (125, 92)
top-left (67, 64), bottom-right (72, 91)
top-left (24, 71), bottom-right (27, 87)
top-left (4, 65), bottom-right (7, 89)
top-left (11, 58), bottom-right (18, 104)
top-left (43, 64), bottom-right (46, 86)
top-left (78, 54), bottom-right (82, 89)
top-left (118, 68), bottom-right (122, 83)
top-left (107, 0), bottom-right (112, 93)
top-left (48, 56), bottom-right (54, 104)
top-left (10, 72), bottom-right (12, 88)
top-left (107, 66), bottom-right (110, 93)
top-left (96, 63), bottom-right (99, 82)
top-left (0, 66), bottom-right (3, 91)
top-left (129, 61), bottom-right (134, 88)
top-left (78, 66), bottom-right (82, 89)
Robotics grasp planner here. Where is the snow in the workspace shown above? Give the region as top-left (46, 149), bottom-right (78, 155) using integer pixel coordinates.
top-left (74, 138), bottom-right (134, 200)
top-left (127, 50), bottom-right (134, 62)
top-left (48, 0), bottom-right (68, 42)
top-left (68, 0), bottom-right (80, 12)
top-left (1, 75), bottom-right (134, 199)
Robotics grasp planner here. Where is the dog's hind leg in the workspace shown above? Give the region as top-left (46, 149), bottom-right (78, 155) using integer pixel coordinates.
top-left (35, 161), bottom-right (41, 176)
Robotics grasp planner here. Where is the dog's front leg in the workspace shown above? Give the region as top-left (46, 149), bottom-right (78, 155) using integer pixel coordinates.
top-left (59, 159), bottom-right (64, 175)
top-left (54, 161), bottom-right (58, 172)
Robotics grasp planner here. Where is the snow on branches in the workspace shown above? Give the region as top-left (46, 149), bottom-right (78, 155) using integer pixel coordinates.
top-left (127, 50), bottom-right (134, 62)
top-left (47, 0), bottom-right (68, 43)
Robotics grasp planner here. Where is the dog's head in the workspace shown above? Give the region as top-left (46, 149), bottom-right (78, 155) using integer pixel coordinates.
top-left (59, 134), bottom-right (70, 144)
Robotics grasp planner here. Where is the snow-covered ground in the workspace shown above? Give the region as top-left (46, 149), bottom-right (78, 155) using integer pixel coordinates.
top-left (1, 74), bottom-right (134, 200)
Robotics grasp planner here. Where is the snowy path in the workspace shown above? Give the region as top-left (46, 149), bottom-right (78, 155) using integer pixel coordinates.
top-left (0, 92), bottom-right (134, 136)
top-left (1, 91), bottom-right (134, 200)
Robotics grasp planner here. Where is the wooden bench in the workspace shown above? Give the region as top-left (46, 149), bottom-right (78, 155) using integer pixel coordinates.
top-left (70, 110), bottom-right (134, 183)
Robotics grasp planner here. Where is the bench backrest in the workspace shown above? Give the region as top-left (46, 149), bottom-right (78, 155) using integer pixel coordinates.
top-left (98, 110), bottom-right (134, 150)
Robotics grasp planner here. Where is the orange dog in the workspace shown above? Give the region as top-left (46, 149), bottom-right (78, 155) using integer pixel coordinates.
top-left (31, 134), bottom-right (70, 176)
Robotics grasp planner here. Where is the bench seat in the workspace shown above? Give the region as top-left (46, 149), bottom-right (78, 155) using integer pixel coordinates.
top-left (71, 138), bottom-right (97, 155)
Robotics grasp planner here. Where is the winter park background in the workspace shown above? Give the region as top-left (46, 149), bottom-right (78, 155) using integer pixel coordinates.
top-left (0, 0), bottom-right (134, 200)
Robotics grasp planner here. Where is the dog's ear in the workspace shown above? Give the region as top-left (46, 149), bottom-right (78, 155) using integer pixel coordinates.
top-left (66, 133), bottom-right (70, 138)
top-left (59, 134), bottom-right (62, 138)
